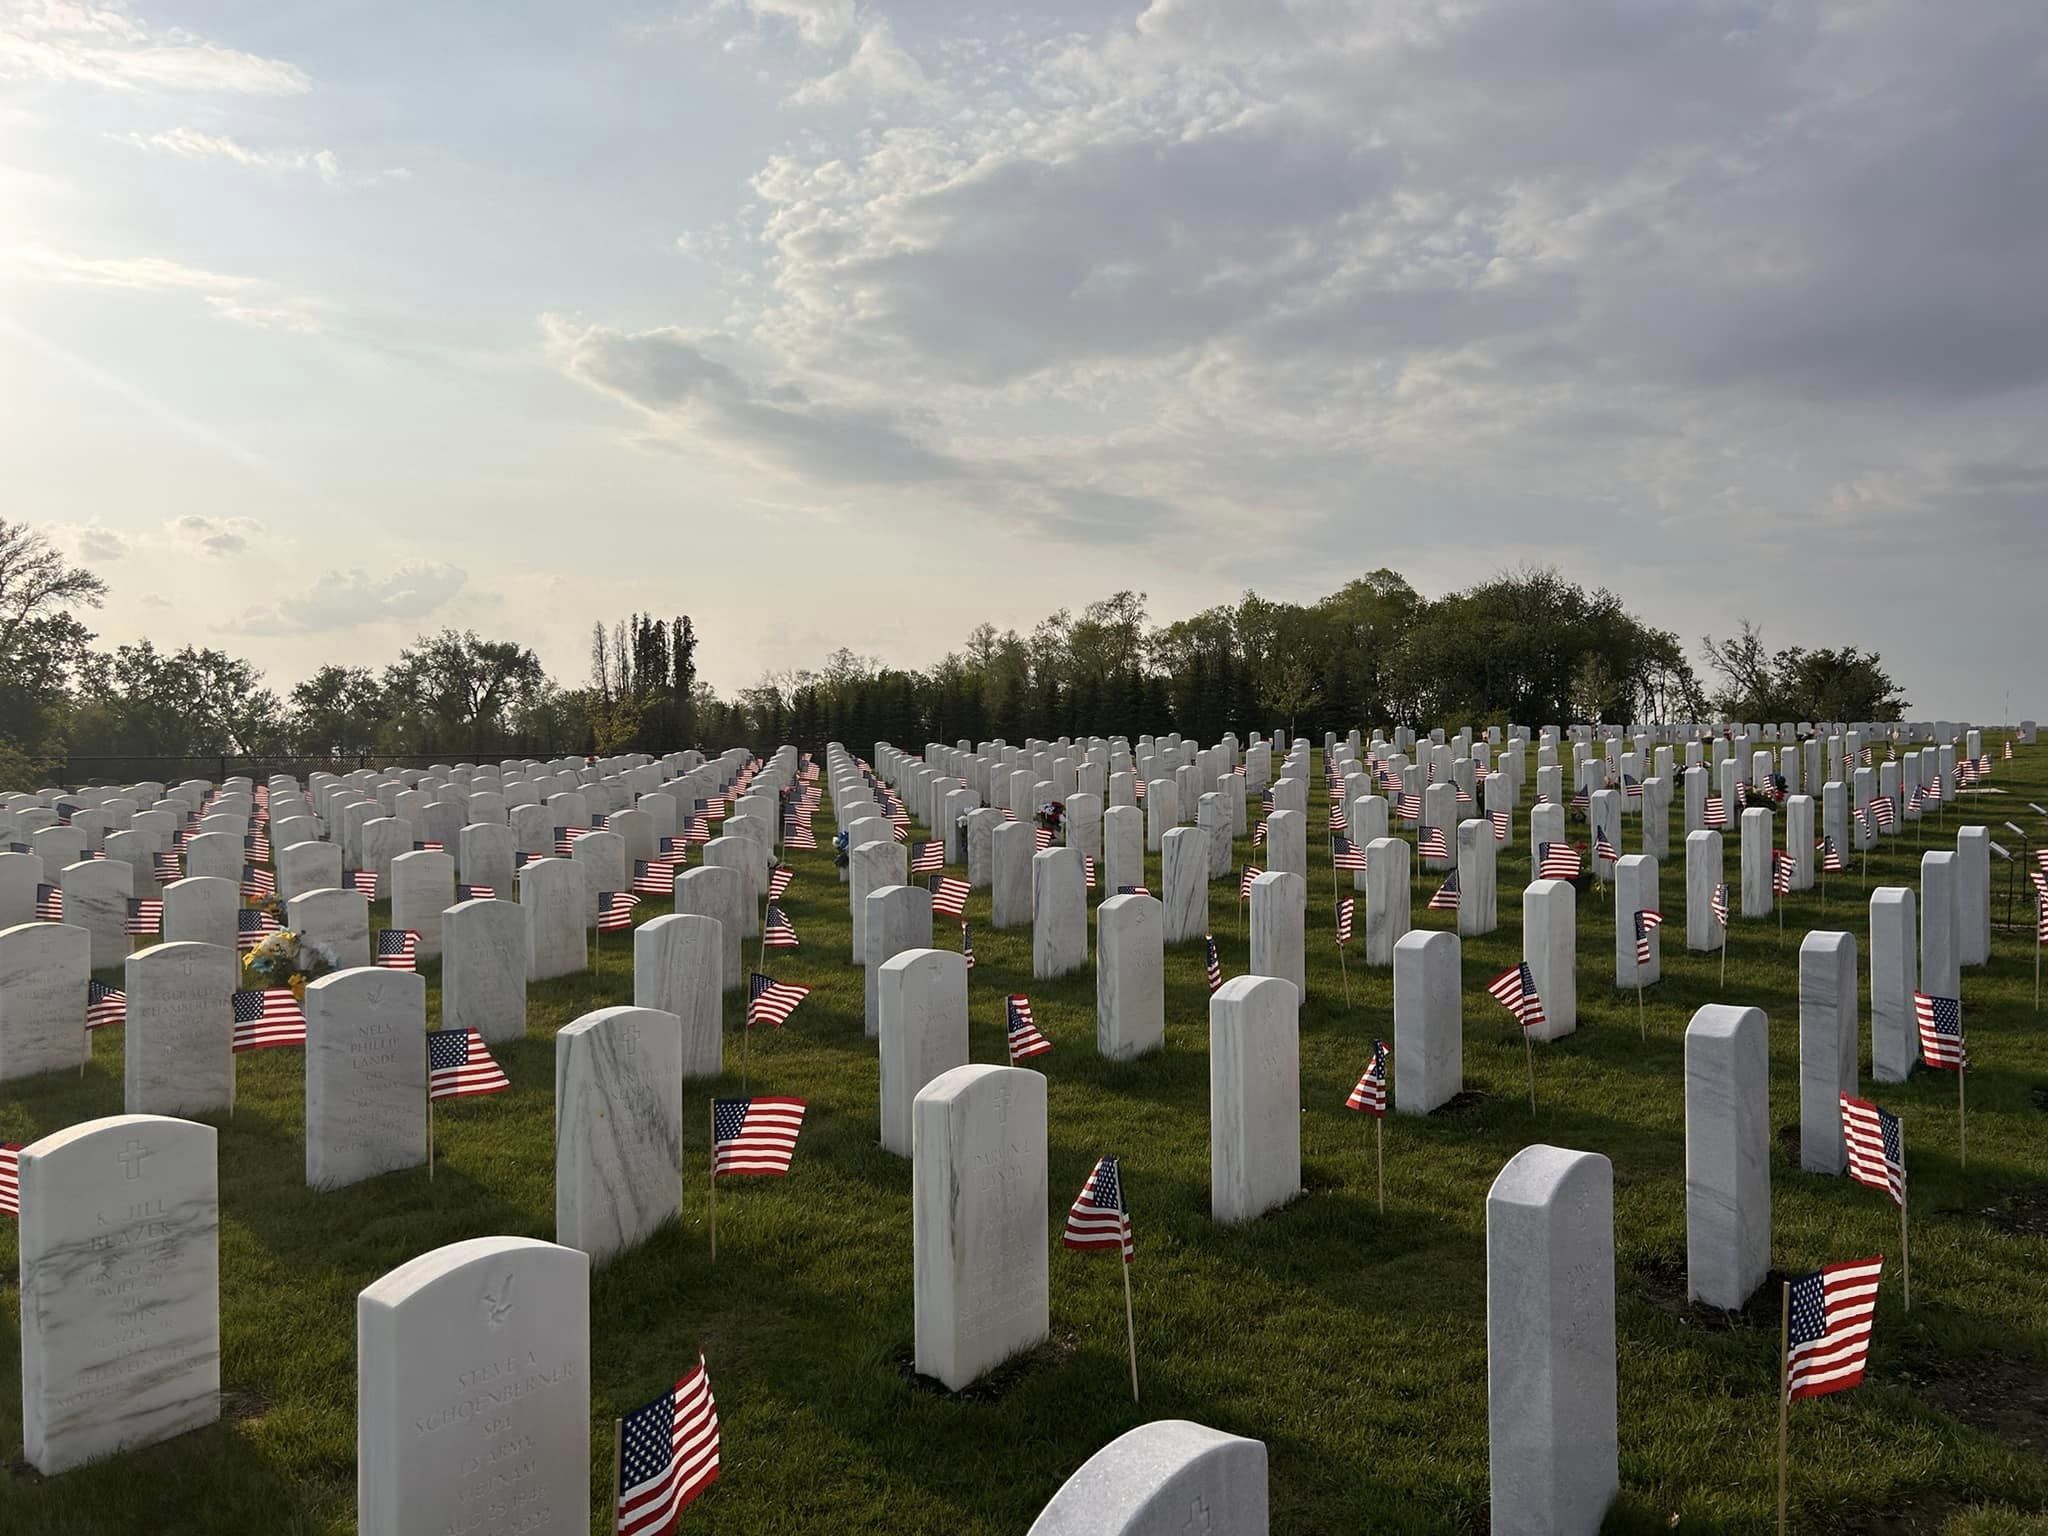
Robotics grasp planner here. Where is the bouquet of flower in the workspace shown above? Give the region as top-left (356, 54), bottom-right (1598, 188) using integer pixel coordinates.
top-left (242, 923), bottom-right (343, 1001)
top-left (834, 829), bottom-right (851, 871)
top-left (1036, 800), bottom-right (1066, 837)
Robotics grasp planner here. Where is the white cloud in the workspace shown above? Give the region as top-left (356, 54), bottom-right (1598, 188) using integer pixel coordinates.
top-left (5, 243), bottom-right (330, 333)
top-left (747, 0), bottom-right (855, 50)
top-left (167, 513), bottom-right (261, 555)
top-left (0, 0), bottom-right (309, 95)
top-left (786, 19), bottom-right (929, 106)
top-left (231, 563), bottom-right (468, 637)
top-left (111, 127), bottom-right (340, 180)
top-left (55, 521), bottom-right (130, 561)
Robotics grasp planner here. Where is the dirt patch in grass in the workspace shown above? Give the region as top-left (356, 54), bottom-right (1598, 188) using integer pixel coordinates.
top-left (1893, 1351), bottom-right (2048, 1453)
top-left (221, 1387), bottom-right (272, 1424)
top-left (1636, 1251), bottom-right (1793, 1331)
top-left (1433, 1090), bottom-right (1491, 1117)
top-left (1826, 1486), bottom-right (1973, 1534)
top-left (1944, 1184), bottom-right (2048, 1238)
top-left (895, 1329), bottom-right (1079, 1403)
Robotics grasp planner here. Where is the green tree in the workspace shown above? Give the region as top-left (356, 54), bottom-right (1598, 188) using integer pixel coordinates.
top-left (0, 518), bottom-right (106, 780)
top-left (383, 629), bottom-right (546, 756)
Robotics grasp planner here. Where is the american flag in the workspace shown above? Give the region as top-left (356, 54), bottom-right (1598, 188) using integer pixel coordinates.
top-left (747, 973), bottom-right (809, 1028)
top-left (554, 826), bottom-right (591, 856)
top-left (1786, 1257), bottom-right (1884, 1401)
top-left (1594, 827), bottom-right (1619, 865)
top-left (1329, 799), bottom-right (1346, 832)
top-left (910, 839), bottom-right (945, 874)
top-left (1346, 1039), bottom-right (1389, 1118)
top-left (1337, 893), bottom-right (1356, 944)
top-left (124, 897), bottom-right (163, 935)
top-left (767, 865), bottom-right (794, 902)
top-left (1395, 791), bottom-right (1421, 822)
top-left (1711, 882), bottom-right (1731, 929)
top-left (1084, 855), bottom-right (1097, 890)
top-left (1487, 962), bottom-right (1546, 1032)
top-left (34, 883), bottom-right (62, 920)
top-left (1624, 774), bottom-right (1643, 800)
top-left (1239, 866), bottom-right (1263, 901)
top-left (344, 869), bottom-right (380, 898)
top-left (1332, 834), bottom-right (1367, 871)
top-left (235, 908), bottom-right (280, 953)
top-left (763, 903), bottom-right (799, 949)
top-left (241, 864), bottom-right (276, 899)
top-left (1872, 796), bottom-right (1897, 831)
top-left (375, 929), bottom-right (420, 970)
top-left (961, 922), bottom-right (976, 970)
top-left (695, 796), bottom-right (725, 821)
top-left (1537, 842), bottom-right (1582, 880)
top-left (1769, 849), bottom-right (1792, 897)
top-left (681, 816), bottom-right (711, 844)
top-left (1007, 993), bottom-right (1052, 1062)
top-left (1417, 825), bottom-right (1449, 861)
top-left (232, 988), bottom-right (306, 1052)
top-left (1734, 780), bottom-right (1750, 810)
top-left (1114, 883), bottom-right (1151, 899)
top-left (1204, 934), bottom-right (1223, 992)
top-left (1033, 825), bottom-right (1055, 851)
top-left (930, 875), bottom-right (968, 919)
top-left (782, 818), bottom-right (817, 850)
top-left (1840, 1094), bottom-right (1905, 1208)
top-left (1705, 794), bottom-right (1727, 828)
top-left (152, 852), bottom-right (183, 881)
top-left (427, 1027), bottom-right (511, 1100)
top-left (412, 840), bottom-right (446, 855)
top-left (1427, 870), bottom-right (1460, 911)
top-left (615, 1355), bottom-right (720, 1536)
top-left (1860, 746), bottom-right (1874, 766)
top-left (1634, 909), bottom-right (1664, 967)
top-left (632, 859), bottom-right (681, 895)
top-left (2005, 739), bottom-right (2014, 760)
top-left (1490, 808), bottom-right (1509, 842)
top-left (1063, 1155), bottom-right (1133, 1262)
top-left (87, 979), bottom-right (127, 1028)
top-left (713, 1096), bottom-right (805, 1176)
top-left (1817, 835), bottom-right (1844, 872)
top-left (597, 891), bottom-right (641, 932)
top-left (245, 832), bottom-right (270, 863)
top-left (0, 1141), bottom-right (18, 1218)
top-left (1251, 820), bottom-right (1267, 849)
top-left (1912, 992), bottom-right (1966, 1069)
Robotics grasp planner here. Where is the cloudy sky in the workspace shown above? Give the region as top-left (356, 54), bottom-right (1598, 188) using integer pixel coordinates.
top-left (4, 0), bottom-right (2043, 719)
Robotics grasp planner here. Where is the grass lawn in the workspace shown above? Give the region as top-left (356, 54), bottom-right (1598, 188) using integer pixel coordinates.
top-left (5, 740), bottom-right (2048, 1534)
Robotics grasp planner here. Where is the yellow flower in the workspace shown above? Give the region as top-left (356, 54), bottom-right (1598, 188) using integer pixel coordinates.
top-left (289, 973), bottom-right (308, 1002)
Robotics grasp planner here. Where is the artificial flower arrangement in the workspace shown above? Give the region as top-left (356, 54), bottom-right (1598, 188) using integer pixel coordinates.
top-left (241, 898), bottom-right (343, 1001)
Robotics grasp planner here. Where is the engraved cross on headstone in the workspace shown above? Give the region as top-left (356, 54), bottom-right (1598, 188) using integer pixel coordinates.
top-left (1183, 1495), bottom-right (1213, 1534)
top-left (119, 1139), bottom-right (153, 1180)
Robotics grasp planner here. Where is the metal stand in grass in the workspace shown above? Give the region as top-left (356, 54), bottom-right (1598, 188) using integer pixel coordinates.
top-left (708, 1099), bottom-right (719, 1263)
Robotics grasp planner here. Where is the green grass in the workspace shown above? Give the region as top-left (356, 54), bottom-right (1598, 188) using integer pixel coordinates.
top-left (5, 743), bottom-right (2048, 1534)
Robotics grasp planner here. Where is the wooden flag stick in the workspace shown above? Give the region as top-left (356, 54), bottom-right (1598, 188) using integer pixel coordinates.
top-left (1720, 927), bottom-right (1729, 990)
top-left (1777, 1280), bottom-right (1792, 1536)
top-left (1524, 1026), bottom-right (1537, 1115)
top-left (1636, 976), bottom-right (1646, 1041)
top-left (1120, 1260), bottom-right (1140, 1404)
top-left (1958, 1063), bottom-right (1967, 1168)
top-left (1338, 939), bottom-right (1351, 1007)
top-left (427, 1098), bottom-right (435, 1181)
top-left (1375, 1116), bottom-right (1385, 1214)
top-left (609, 1418), bottom-right (623, 1535)
top-left (1900, 1125), bottom-right (1912, 1311)
top-left (708, 1099), bottom-right (719, 1263)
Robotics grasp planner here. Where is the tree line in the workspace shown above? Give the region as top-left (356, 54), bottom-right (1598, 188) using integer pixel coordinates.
top-left (0, 516), bottom-right (1906, 784)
